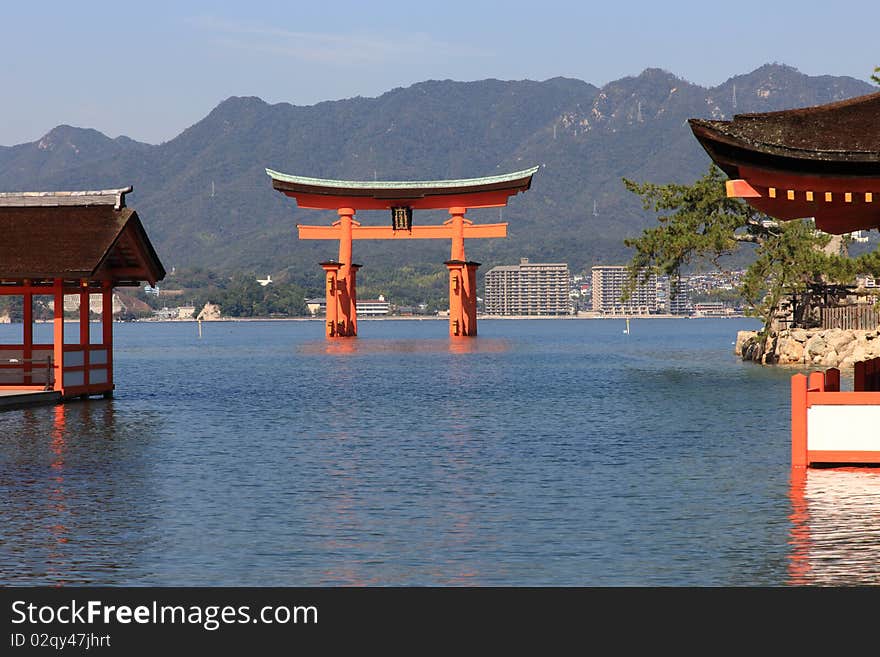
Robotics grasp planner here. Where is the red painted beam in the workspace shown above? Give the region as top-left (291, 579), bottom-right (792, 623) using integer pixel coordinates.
top-left (297, 223), bottom-right (507, 240)
top-left (286, 191), bottom-right (522, 210)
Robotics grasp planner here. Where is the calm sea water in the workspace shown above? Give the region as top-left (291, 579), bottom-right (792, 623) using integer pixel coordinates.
top-left (2, 317), bottom-right (880, 586)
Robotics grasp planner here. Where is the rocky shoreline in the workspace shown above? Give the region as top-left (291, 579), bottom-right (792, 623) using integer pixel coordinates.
top-left (736, 327), bottom-right (880, 368)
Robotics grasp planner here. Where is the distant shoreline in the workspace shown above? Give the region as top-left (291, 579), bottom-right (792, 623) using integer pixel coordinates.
top-left (128, 313), bottom-right (751, 323)
top-left (2, 313), bottom-right (750, 326)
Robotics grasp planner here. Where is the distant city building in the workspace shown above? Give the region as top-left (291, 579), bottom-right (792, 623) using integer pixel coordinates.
top-left (357, 295), bottom-right (390, 316)
top-left (306, 295), bottom-right (391, 316)
top-left (484, 259), bottom-right (571, 315)
top-left (591, 266), bottom-right (657, 315)
top-left (659, 276), bottom-right (693, 316)
top-left (693, 301), bottom-right (734, 316)
top-left (305, 297), bottom-right (325, 316)
top-left (57, 294), bottom-right (125, 316)
top-left (154, 307), bottom-right (179, 320)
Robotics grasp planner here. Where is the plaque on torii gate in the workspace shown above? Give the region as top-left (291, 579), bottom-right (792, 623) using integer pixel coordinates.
top-left (267, 166), bottom-right (539, 338)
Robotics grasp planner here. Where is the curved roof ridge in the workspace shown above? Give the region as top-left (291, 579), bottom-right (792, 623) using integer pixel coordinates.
top-left (265, 166), bottom-right (540, 190)
top-left (732, 89), bottom-right (880, 120)
top-left (0, 187), bottom-right (132, 210)
top-left (689, 89), bottom-right (880, 162)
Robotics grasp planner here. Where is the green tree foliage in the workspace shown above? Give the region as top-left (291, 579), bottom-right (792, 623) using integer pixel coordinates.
top-left (873, 66), bottom-right (880, 85)
top-left (197, 273), bottom-right (307, 317)
top-left (621, 165), bottom-right (848, 332)
top-left (159, 268), bottom-right (308, 317)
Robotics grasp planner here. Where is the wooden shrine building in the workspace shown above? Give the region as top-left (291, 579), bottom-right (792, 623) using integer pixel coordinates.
top-left (0, 187), bottom-right (165, 406)
top-left (689, 90), bottom-right (880, 235)
top-left (690, 91), bottom-right (880, 469)
top-left (267, 166), bottom-right (539, 338)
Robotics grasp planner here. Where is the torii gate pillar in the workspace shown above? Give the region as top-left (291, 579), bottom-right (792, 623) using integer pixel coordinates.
top-left (446, 259), bottom-right (480, 337)
top-left (445, 207), bottom-right (479, 337)
top-left (320, 208), bottom-right (360, 338)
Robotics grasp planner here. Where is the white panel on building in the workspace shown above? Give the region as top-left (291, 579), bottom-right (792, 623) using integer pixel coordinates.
top-left (808, 405), bottom-right (880, 451)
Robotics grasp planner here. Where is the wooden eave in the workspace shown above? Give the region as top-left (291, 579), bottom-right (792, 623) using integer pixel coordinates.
top-left (93, 212), bottom-right (166, 286)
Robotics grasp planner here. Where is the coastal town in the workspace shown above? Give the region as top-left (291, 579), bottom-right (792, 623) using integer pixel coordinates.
top-left (25, 264), bottom-right (748, 323)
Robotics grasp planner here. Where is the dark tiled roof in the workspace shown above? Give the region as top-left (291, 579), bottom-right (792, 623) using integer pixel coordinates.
top-left (0, 204), bottom-right (165, 284)
top-left (689, 91), bottom-right (880, 174)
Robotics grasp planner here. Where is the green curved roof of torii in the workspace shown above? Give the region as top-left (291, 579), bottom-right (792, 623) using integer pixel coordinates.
top-left (265, 165), bottom-right (540, 199)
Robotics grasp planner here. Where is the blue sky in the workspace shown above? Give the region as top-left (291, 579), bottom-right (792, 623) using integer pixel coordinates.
top-left (2, 1), bottom-right (876, 146)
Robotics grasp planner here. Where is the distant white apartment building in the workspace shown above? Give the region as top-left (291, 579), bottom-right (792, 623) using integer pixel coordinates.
top-left (591, 266), bottom-right (657, 315)
top-left (305, 295), bottom-right (391, 316)
top-left (357, 295), bottom-right (391, 316)
top-left (59, 294), bottom-right (125, 316)
top-left (484, 259), bottom-right (571, 315)
top-left (693, 301), bottom-right (733, 316)
top-left (659, 275), bottom-right (693, 315)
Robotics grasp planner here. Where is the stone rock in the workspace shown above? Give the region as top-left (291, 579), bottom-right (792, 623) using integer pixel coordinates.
top-left (805, 335), bottom-right (828, 361)
top-left (775, 336), bottom-right (805, 364)
top-left (762, 333), bottom-right (780, 364)
top-left (827, 330), bottom-right (855, 353)
top-left (735, 330), bottom-right (757, 356)
top-left (757, 325), bottom-right (880, 370)
top-left (789, 328), bottom-right (809, 342)
top-left (741, 335), bottom-right (765, 362)
top-left (836, 339), bottom-right (856, 360)
top-left (197, 303), bottom-right (222, 321)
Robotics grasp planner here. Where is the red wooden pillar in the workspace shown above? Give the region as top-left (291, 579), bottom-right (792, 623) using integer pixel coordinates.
top-left (334, 207), bottom-right (358, 337)
top-left (52, 278), bottom-right (64, 394)
top-left (446, 260), bottom-right (480, 337)
top-left (791, 373), bottom-right (808, 469)
top-left (445, 206), bottom-right (479, 337)
top-left (23, 280), bottom-right (33, 385)
top-left (824, 367), bottom-right (840, 392)
top-left (464, 261), bottom-right (480, 336)
top-left (445, 260), bottom-right (466, 336)
top-left (102, 281), bottom-right (114, 395)
top-left (448, 206), bottom-right (466, 261)
top-left (320, 262), bottom-right (342, 337)
top-left (855, 359), bottom-right (866, 392)
top-left (80, 280), bottom-right (90, 391)
top-left (348, 264), bottom-right (361, 337)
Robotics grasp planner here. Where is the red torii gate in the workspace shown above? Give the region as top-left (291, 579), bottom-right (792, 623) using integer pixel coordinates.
top-left (267, 166), bottom-right (539, 338)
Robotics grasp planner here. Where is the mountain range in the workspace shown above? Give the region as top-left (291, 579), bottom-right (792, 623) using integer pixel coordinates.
top-left (0, 63), bottom-right (875, 290)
